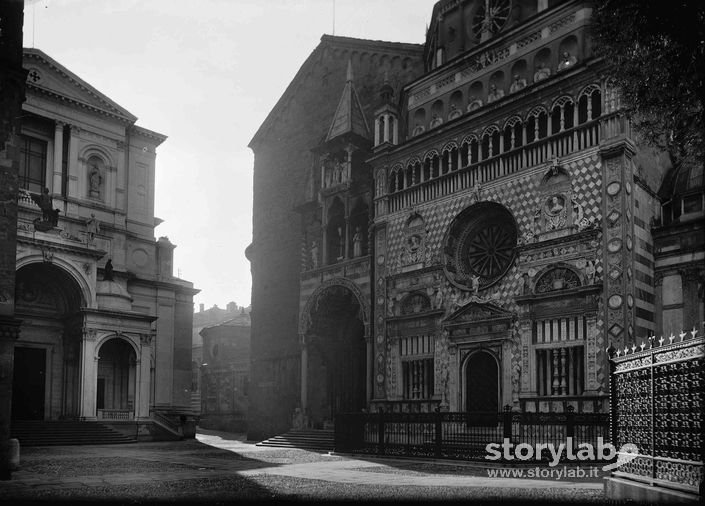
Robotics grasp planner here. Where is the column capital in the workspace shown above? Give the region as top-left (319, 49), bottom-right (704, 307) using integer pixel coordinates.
top-left (55, 120), bottom-right (66, 129)
top-left (0, 317), bottom-right (22, 340)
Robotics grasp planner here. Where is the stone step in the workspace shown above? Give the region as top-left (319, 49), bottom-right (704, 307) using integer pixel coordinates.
top-left (256, 429), bottom-right (335, 452)
top-left (10, 421), bottom-right (137, 446)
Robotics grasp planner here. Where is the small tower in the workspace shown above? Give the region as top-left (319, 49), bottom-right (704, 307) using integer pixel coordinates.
top-left (373, 73), bottom-right (399, 149)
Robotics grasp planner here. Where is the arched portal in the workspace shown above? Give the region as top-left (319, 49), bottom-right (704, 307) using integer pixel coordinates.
top-left (13, 262), bottom-right (85, 420)
top-left (465, 350), bottom-right (500, 415)
top-left (96, 338), bottom-right (137, 418)
top-left (304, 284), bottom-right (366, 428)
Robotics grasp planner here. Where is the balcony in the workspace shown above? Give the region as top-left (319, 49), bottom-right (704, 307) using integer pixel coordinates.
top-left (379, 114), bottom-right (628, 216)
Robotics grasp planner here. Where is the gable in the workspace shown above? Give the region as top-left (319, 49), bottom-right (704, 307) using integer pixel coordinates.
top-left (249, 35), bottom-right (424, 150)
top-left (24, 48), bottom-right (137, 123)
top-left (445, 299), bottom-right (514, 325)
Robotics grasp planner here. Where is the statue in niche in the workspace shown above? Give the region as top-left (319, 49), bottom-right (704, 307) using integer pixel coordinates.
top-left (408, 234), bottom-right (421, 252)
top-left (434, 286), bottom-right (444, 310)
top-left (352, 227), bottom-right (362, 257)
top-left (103, 258), bottom-right (114, 281)
top-left (333, 159), bottom-right (343, 185)
top-left (412, 123), bottom-right (425, 136)
top-left (533, 62), bottom-right (551, 82)
top-left (509, 74), bottom-right (527, 93)
top-left (512, 360), bottom-right (522, 400)
top-left (557, 51), bottom-right (578, 72)
top-left (85, 213), bottom-right (100, 243)
top-left (387, 294), bottom-right (395, 317)
top-left (522, 272), bottom-right (531, 295)
top-left (487, 84), bottom-right (504, 103)
top-left (467, 96), bottom-right (483, 112)
top-left (585, 259), bottom-right (596, 284)
top-left (448, 103), bottom-right (462, 120)
top-left (429, 114), bottom-right (443, 128)
top-left (337, 227), bottom-right (344, 259)
top-left (89, 165), bottom-right (102, 198)
top-left (310, 240), bottom-right (318, 269)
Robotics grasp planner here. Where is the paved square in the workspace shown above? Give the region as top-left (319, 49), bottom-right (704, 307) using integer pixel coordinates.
top-left (0, 430), bottom-right (606, 503)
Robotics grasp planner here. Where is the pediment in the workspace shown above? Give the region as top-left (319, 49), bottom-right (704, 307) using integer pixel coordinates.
top-left (445, 299), bottom-right (514, 325)
top-left (24, 48), bottom-right (137, 122)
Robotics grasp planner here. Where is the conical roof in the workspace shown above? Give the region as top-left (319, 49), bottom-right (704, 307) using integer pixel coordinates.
top-left (325, 60), bottom-right (370, 142)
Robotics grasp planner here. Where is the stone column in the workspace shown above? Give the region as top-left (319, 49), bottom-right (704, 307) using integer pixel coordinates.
top-left (78, 329), bottom-right (98, 420)
top-left (52, 121), bottom-right (64, 194)
top-left (519, 318), bottom-right (536, 395)
top-left (136, 333), bottom-right (152, 420)
top-left (366, 336), bottom-right (373, 404)
top-left (299, 335), bottom-right (308, 412)
top-left (67, 125), bottom-right (80, 200)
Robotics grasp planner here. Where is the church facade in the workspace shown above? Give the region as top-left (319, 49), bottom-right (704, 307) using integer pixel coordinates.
top-left (249, 0), bottom-right (704, 439)
top-left (10, 48), bottom-right (197, 437)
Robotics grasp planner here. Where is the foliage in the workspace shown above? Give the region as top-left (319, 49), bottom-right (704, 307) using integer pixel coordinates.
top-left (590, 0), bottom-right (705, 164)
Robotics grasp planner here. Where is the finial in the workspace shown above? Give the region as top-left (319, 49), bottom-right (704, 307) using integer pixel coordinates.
top-left (692, 327), bottom-right (698, 339)
top-left (346, 59), bottom-right (353, 82)
top-left (658, 336), bottom-right (665, 346)
top-left (668, 333), bottom-right (675, 344)
top-left (640, 342), bottom-right (646, 351)
top-left (631, 344), bottom-right (636, 353)
top-left (679, 330), bottom-right (687, 341)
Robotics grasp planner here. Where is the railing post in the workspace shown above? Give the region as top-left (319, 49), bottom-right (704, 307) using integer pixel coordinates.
top-left (434, 406), bottom-right (442, 458)
top-left (377, 408), bottom-right (385, 455)
top-left (566, 405), bottom-right (575, 453)
top-left (503, 405), bottom-right (513, 442)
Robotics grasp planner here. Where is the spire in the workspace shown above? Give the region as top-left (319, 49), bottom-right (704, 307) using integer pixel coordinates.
top-left (325, 59), bottom-right (370, 142)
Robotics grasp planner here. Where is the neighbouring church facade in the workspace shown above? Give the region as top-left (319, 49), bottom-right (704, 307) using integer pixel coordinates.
top-left (248, 0), bottom-right (704, 439)
top-left (10, 48), bottom-right (197, 436)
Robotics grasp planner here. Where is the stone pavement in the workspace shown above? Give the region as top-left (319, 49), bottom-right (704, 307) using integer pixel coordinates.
top-left (0, 429), bottom-right (606, 503)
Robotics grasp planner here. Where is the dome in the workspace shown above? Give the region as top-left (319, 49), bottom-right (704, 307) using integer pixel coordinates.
top-left (659, 161), bottom-right (704, 225)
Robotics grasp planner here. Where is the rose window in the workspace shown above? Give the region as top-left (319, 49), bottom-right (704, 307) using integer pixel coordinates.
top-left (443, 203), bottom-right (517, 291)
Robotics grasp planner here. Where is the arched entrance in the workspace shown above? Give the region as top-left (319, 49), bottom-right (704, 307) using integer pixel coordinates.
top-left (304, 284), bottom-right (366, 428)
top-left (96, 338), bottom-right (137, 418)
top-left (13, 262), bottom-right (85, 420)
top-left (465, 350), bottom-right (500, 414)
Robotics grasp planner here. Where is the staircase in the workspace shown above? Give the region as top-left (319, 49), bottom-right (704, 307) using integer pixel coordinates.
top-left (256, 429), bottom-right (334, 452)
top-left (10, 420), bottom-right (137, 446)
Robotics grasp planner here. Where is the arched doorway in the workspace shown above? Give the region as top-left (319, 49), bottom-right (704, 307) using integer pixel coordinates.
top-left (13, 262), bottom-right (85, 420)
top-left (305, 284), bottom-right (366, 428)
top-left (96, 338), bottom-right (137, 419)
top-left (465, 350), bottom-right (500, 414)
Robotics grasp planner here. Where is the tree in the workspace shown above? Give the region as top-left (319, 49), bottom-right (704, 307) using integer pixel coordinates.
top-left (590, 0), bottom-right (705, 165)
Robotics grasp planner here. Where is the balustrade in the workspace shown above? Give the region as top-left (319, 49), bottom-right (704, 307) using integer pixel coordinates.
top-left (385, 118), bottom-right (602, 214)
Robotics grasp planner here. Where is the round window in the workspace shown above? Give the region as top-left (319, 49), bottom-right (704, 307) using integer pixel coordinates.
top-left (443, 202), bottom-right (518, 291)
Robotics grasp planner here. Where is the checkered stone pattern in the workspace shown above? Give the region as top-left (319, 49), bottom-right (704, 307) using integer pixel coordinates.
top-left (383, 151), bottom-right (608, 395)
top-left (386, 153), bottom-right (603, 299)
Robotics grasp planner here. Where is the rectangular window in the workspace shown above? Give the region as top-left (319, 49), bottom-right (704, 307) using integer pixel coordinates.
top-left (536, 346), bottom-right (584, 396)
top-left (533, 316), bottom-right (586, 396)
top-left (19, 135), bottom-right (47, 193)
top-left (400, 335), bottom-right (434, 399)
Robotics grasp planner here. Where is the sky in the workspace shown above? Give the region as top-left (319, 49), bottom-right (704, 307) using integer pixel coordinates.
top-left (23, 0), bottom-right (437, 311)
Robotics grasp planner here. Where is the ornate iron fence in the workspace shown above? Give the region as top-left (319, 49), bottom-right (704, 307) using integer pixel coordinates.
top-left (608, 330), bottom-right (704, 495)
top-left (335, 406), bottom-right (609, 461)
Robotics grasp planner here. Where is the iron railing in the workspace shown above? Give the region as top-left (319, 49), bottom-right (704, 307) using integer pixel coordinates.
top-left (335, 406), bottom-right (609, 461)
top-left (608, 330), bottom-right (704, 495)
